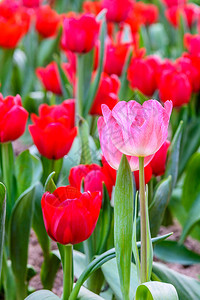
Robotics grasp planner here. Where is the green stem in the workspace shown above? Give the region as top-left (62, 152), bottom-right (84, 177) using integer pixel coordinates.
top-left (139, 157), bottom-right (147, 283)
top-left (76, 54), bottom-right (84, 120)
top-left (41, 156), bottom-right (63, 185)
top-left (63, 245), bottom-right (73, 300)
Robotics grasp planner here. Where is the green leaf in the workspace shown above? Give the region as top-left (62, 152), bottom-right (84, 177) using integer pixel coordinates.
top-left (79, 118), bottom-right (92, 165)
top-left (27, 264), bottom-right (37, 282)
top-left (25, 290), bottom-right (60, 300)
top-left (119, 46), bottom-right (133, 100)
top-left (73, 250), bottom-right (87, 279)
top-left (182, 152), bottom-right (200, 210)
top-left (2, 258), bottom-right (16, 300)
top-left (149, 176), bottom-right (172, 237)
top-left (164, 121), bottom-right (183, 190)
top-left (132, 192), bottom-right (141, 280)
top-left (0, 183), bottom-right (6, 277)
top-left (32, 183), bottom-right (50, 255)
top-left (153, 262), bottom-right (200, 300)
top-left (41, 252), bottom-right (61, 290)
top-left (0, 49), bottom-right (14, 95)
top-left (77, 286), bottom-right (105, 299)
top-left (179, 194), bottom-right (200, 243)
top-left (114, 155), bottom-right (134, 299)
top-left (139, 26), bottom-right (151, 54)
top-left (83, 13), bottom-right (106, 117)
top-left (96, 184), bottom-right (113, 254)
top-left (135, 281), bottom-right (178, 300)
top-left (44, 172), bottom-right (57, 193)
top-left (15, 150), bottom-right (42, 196)
top-left (10, 185), bottom-right (36, 300)
top-left (154, 240), bottom-right (200, 265)
top-left (101, 258), bottom-right (138, 300)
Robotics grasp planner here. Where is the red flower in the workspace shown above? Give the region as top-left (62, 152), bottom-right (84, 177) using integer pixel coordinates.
top-left (162, 0), bottom-right (187, 8)
top-left (83, 1), bottom-right (102, 15)
top-left (35, 5), bottom-right (61, 38)
top-left (90, 72), bottom-right (120, 115)
top-left (41, 186), bottom-right (102, 245)
top-left (159, 69), bottom-right (192, 107)
top-left (166, 4), bottom-right (200, 28)
top-left (36, 62), bottom-right (73, 95)
top-left (69, 160), bottom-right (116, 198)
top-left (22, 0), bottom-right (40, 8)
top-left (102, 0), bottom-right (133, 23)
top-left (134, 164), bottom-right (152, 190)
top-left (150, 140), bottom-right (170, 176)
top-left (0, 94), bottom-right (28, 143)
top-left (0, 1), bottom-right (30, 48)
top-left (29, 101), bottom-right (77, 160)
top-left (184, 33), bottom-right (200, 57)
top-left (104, 40), bottom-right (131, 76)
top-left (62, 14), bottom-right (100, 53)
top-left (141, 3), bottom-right (159, 26)
top-left (128, 55), bottom-right (160, 96)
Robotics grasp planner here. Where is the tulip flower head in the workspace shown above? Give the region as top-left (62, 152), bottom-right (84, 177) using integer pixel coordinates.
top-left (98, 100), bottom-right (172, 171)
top-left (150, 140), bottom-right (170, 176)
top-left (29, 101), bottom-right (77, 160)
top-left (41, 186), bottom-right (102, 245)
top-left (102, 0), bottom-right (133, 23)
top-left (0, 94), bottom-right (28, 143)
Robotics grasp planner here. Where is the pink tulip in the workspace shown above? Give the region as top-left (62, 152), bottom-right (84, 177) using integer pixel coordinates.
top-left (97, 100), bottom-right (172, 171)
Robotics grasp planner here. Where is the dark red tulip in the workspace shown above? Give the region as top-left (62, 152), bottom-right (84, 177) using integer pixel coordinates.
top-left (83, 1), bottom-right (102, 15)
top-left (62, 14), bottom-right (100, 53)
top-left (0, 1), bottom-right (30, 48)
top-left (128, 55), bottom-right (160, 96)
top-left (184, 33), bottom-right (200, 57)
top-left (36, 62), bottom-right (74, 95)
top-left (69, 162), bottom-right (116, 198)
top-left (159, 69), bottom-right (192, 107)
top-left (150, 140), bottom-right (170, 176)
top-left (90, 72), bottom-right (120, 116)
top-left (22, 0), bottom-right (40, 8)
top-left (134, 164), bottom-right (152, 190)
top-left (41, 186), bottom-right (102, 245)
top-left (102, 0), bottom-right (133, 23)
top-left (35, 5), bottom-right (61, 38)
top-left (162, 0), bottom-right (187, 8)
top-left (0, 94), bottom-right (28, 143)
top-left (29, 101), bottom-right (77, 160)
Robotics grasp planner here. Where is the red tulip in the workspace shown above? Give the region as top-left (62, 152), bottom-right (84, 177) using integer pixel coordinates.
top-left (128, 55), bottom-right (160, 96)
top-left (150, 140), bottom-right (170, 176)
top-left (83, 1), bottom-right (102, 15)
top-left (162, 0), bottom-right (187, 8)
top-left (22, 0), bottom-right (40, 8)
top-left (166, 4), bottom-right (200, 28)
top-left (90, 72), bottom-right (120, 115)
top-left (35, 5), bottom-right (60, 38)
top-left (159, 69), bottom-right (192, 107)
top-left (141, 3), bottom-right (159, 26)
top-left (102, 0), bottom-right (133, 23)
top-left (0, 1), bottom-right (30, 48)
top-left (62, 14), bottom-right (100, 53)
top-left (104, 40), bottom-right (131, 76)
top-left (0, 94), bottom-right (28, 143)
top-left (69, 162), bottom-right (116, 198)
top-left (36, 62), bottom-right (74, 95)
top-left (184, 33), bottom-right (200, 57)
top-left (29, 101), bottom-right (77, 160)
top-left (41, 186), bottom-right (102, 245)
top-left (134, 164), bottom-right (152, 190)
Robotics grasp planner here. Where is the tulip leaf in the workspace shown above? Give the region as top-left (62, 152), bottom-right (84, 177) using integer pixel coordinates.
top-left (77, 286), bottom-right (105, 299)
top-left (83, 12), bottom-right (106, 117)
top-left (16, 150), bottom-right (42, 197)
top-left (41, 156), bottom-right (63, 185)
top-left (2, 258), bottom-right (16, 300)
top-left (164, 121), bottom-right (183, 190)
top-left (149, 176), bottom-right (172, 237)
top-left (119, 46), bottom-right (133, 100)
top-left (139, 25), bottom-right (151, 54)
top-left (114, 155), bottom-right (134, 299)
top-left (73, 250), bottom-right (87, 279)
top-left (25, 290), bottom-right (60, 299)
top-left (0, 49), bottom-right (14, 95)
top-left (96, 184), bottom-right (113, 254)
top-left (132, 192), bottom-right (140, 281)
top-left (152, 262), bottom-right (200, 300)
top-left (79, 118), bottom-right (92, 165)
top-left (179, 193), bottom-right (200, 243)
top-left (41, 252), bottom-right (61, 290)
top-left (154, 240), bottom-right (200, 265)
top-left (0, 183), bottom-right (6, 278)
top-left (32, 182), bottom-right (50, 255)
top-left (10, 185), bottom-right (36, 300)
top-left (135, 281), bottom-right (178, 300)
top-left (44, 172), bottom-right (57, 193)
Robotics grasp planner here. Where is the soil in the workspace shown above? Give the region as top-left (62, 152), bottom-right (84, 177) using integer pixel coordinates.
top-left (28, 222), bottom-right (200, 297)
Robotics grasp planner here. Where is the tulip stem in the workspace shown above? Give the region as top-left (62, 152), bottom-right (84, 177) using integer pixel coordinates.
top-left (76, 54), bottom-right (84, 119)
top-left (63, 245), bottom-right (73, 300)
top-left (139, 156), bottom-right (148, 283)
